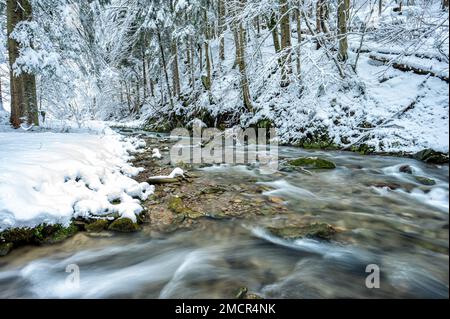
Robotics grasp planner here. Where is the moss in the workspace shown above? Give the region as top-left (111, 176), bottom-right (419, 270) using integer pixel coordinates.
top-left (0, 242), bottom-right (14, 257)
top-left (111, 199), bottom-right (121, 205)
top-left (0, 227), bottom-right (36, 244)
top-left (235, 287), bottom-right (263, 299)
top-left (351, 144), bottom-right (375, 155)
top-left (0, 223), bottom-right (79, 248)
top-left (413, 149), bottom-right (449, 164)
top-left (108, 218), bottom-right (139, 233)
top-left (85, 220), bottom-right (110, 233)
top-left (296, 131), bottom-right (339, 150)
top-left (236, 287), bottom-right (249, 299)
top-left (413, 176), bottom-right (436, 186)
top-left (168, 196), bottom-right (185, 214)
top-left (41, 224), bottom-right (78, 244)
top-left (168, 196), bottom-right (204, 219)
top-left (268, 223), bottom-right (337, 241)
top-left (287, 157), bottom-right (336, 169)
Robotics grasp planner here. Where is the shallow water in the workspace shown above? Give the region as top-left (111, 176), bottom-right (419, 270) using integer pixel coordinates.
top-left (0, 131), bottom-right (448, 299)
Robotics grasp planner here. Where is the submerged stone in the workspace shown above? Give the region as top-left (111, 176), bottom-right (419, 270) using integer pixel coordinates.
top-left (0, 242), bottom-right (13, 256)
top-left (268, 223), bottom-right (337, 241)
top-left (287, 157), bottom-right (336, 169)
top-left (108, 218), bottom-right (139, 233)
top-left (399, 165), bottom-right (413, 174)
top-left (413, 176), bottom-right (436, 186)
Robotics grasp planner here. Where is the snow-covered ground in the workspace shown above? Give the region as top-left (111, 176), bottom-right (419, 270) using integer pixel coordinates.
top-left (0, 120), bottom-right (153, 231)
top-left (133, 3), bottom-right (448, 154)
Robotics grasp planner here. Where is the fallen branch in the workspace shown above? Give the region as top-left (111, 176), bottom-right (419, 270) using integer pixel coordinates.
top-left (369, 54), bottom-right (449, 83)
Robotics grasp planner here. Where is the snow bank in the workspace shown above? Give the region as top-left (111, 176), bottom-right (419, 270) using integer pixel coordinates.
top-left (0, 128), bottom-right (153, 231)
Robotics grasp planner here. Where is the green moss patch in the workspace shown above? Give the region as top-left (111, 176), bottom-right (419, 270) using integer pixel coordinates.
top-left (287, 157), bottom-right (336, 169)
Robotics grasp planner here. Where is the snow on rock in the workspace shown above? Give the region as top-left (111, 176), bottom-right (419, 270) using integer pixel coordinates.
top-left (148, 168), bottom-right (185, 183)
top-left (152, 148), bottom-right (162, 159)
top-left (0, 130), bottom-right (154, 231)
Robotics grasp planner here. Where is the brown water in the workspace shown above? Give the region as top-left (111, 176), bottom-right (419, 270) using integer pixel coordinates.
top-left (0, 130), bottom-right (448, 298)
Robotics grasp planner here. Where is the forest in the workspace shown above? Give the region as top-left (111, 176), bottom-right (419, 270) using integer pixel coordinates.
top-left (1, 0), bottom-right (448, 151)
top-left (0, 0), bottom-right (448, 300)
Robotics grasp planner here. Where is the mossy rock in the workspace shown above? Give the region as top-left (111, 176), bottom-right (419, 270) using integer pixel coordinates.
top-left (0, 223), bottom-right (78, 245)
top-left (287, 157), bottom-right (336, 169)
top-left (268, 223), bottom-right (337, 241)
top-left (399, 165), bottom-right (413, 174)
top-left (413, 149), bottom-right (449, 164)
top-left (41, 224), bottom-right (79, 244)
top-left (168, 196), bottom-right (204, 219)
top-left (0, 242), bottom-right (13, 257)
top-left (235, 287), bottom-right (263, 300)
top-left (108, 218), bottom-right (139, 233)
top-left (0, 227), bottom-right (36, 244)
top-left (168, 196), bottom-right (185, 215)
top-left (413, 176), bottom-right (436, 186)
top-left (351, 144), bottom-right (375, 155)
top-left (86, 220), bottom-right (110, 233)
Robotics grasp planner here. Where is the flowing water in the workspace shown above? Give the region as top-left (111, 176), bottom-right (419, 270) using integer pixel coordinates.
top-left (0, 130), bottom-right (448, 298)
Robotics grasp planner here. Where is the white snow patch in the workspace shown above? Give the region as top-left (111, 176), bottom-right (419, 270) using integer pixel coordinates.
top-left (0, 129), bottom-right (153, 230)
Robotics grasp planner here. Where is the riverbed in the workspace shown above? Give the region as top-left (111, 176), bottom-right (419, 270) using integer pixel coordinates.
top-left (0, 129), bottom-right (448, 298)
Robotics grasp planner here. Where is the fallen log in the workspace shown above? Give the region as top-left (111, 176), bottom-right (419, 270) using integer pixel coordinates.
top-left (369, 54), bottom-right (449, 83)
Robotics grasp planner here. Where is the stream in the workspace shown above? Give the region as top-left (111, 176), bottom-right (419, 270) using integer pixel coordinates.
top-left (0, 129), bottom-right (448, 299)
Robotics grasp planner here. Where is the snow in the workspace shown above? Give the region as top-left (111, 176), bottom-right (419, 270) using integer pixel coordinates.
top-left (148, 168), bottom-right (185, 181)
top-left (0, 127), bottom-right (153, 231)
top-left (152, 148), bottom-right (162, 159)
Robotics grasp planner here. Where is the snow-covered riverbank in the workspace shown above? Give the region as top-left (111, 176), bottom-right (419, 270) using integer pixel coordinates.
top-left (0, 124), bottom-right (153, 231)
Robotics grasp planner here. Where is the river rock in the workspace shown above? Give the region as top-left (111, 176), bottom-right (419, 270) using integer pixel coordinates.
top-left (413, 149), bottom-right (449, 164)
top-left (413, 176), bottom-right (436, 186)
top-left (235, 287), bottom-right (263, 299)
top-left (268, 223), bottom-right (337, 241)
top-left (86, 219), bottom-right (109, 233)
top-left (108, 218), bottom-right (139, 233)
top-left (0, 242), bottom-right (13, 256)
top-left (287, 157), bottom-right (336, 169)
top-left (399, 165), bottom-right (413, 174)
top-left (168, 196), bottom-right (204, 219)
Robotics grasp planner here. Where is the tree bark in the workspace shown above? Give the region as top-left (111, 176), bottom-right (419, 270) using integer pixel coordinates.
top-left (268, 13), bottom-right (281, 56)
top-left (280, 0), bottom-right (292, 87)
top-left (171, 40), bottom-right (181, 98)
top-left (337, 0), bottom-right (349, 61)
top-left (156, 27), bottom-right (174, 109)
top-left (7, 0), bottom-right (25, 128)
top-left (218, 0), bottom-right (226, 61)
top-left (296, 1), bottom-right (302, 79)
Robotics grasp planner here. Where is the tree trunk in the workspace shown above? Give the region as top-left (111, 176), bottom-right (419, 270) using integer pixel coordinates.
top-left (7, 0), bottom-right (25, 128)
top-left (337, 0), bottom-right (349, 61)
top-left (268, 13), bottom-right (281, 55)
top-left (0, 76), bottom-right (3, 111)
top-left (156, 27), bottom-right (174, 109)
top-left (142, 47), bottom-right (147, 100)
top-left (296, 1), bottom-right (302, 79)
top-left (218, 0), bottom-right (226, 61)
top-left (171, 40), bottom-right (181, 98)
top-left (204, 9), bottom-right (212, 91)
top-left (239, 24), bottom-right (253, 112)
top-left (280, 0), bottom-right (292, 87)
